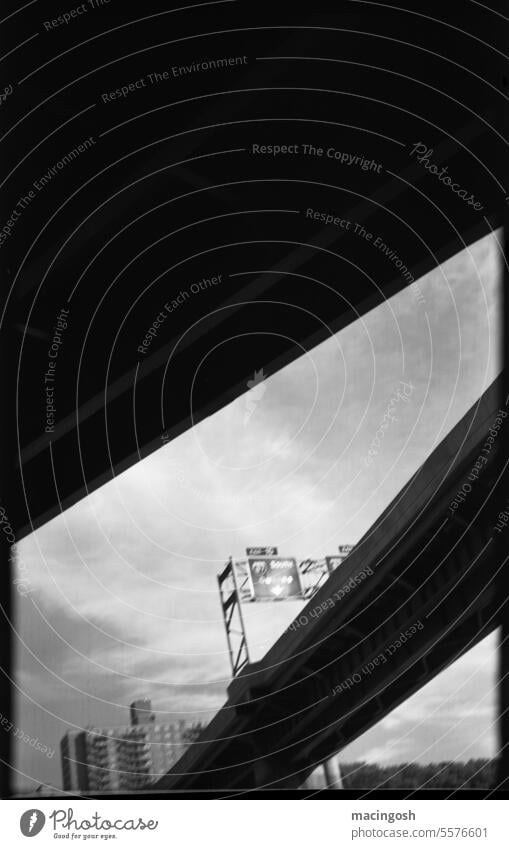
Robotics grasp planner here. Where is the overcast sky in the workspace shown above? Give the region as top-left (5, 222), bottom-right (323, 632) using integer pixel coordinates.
top-left (12, 230), bottom-right (501, 791)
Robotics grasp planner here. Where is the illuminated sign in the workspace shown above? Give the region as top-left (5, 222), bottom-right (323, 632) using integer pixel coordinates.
top-left (247, 557), bottom-right (302, 600)
top-left (327, 547), bottom-right (354, 573)
top-left (326, 556), bottom-right (344, 573)
top-left (246, 547), bottom-right (278, 556)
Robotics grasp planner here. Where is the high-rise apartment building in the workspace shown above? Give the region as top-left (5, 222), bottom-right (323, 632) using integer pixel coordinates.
top-left (60, 699), bottom-right (202, 791)
top-left (60, 731), bottom-right (89, 791)
top-left (130, 697), bottom-right (155, 726)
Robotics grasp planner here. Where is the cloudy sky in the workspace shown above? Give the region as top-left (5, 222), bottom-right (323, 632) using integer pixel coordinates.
top-left (12, 230), bottom-right (501, 791)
